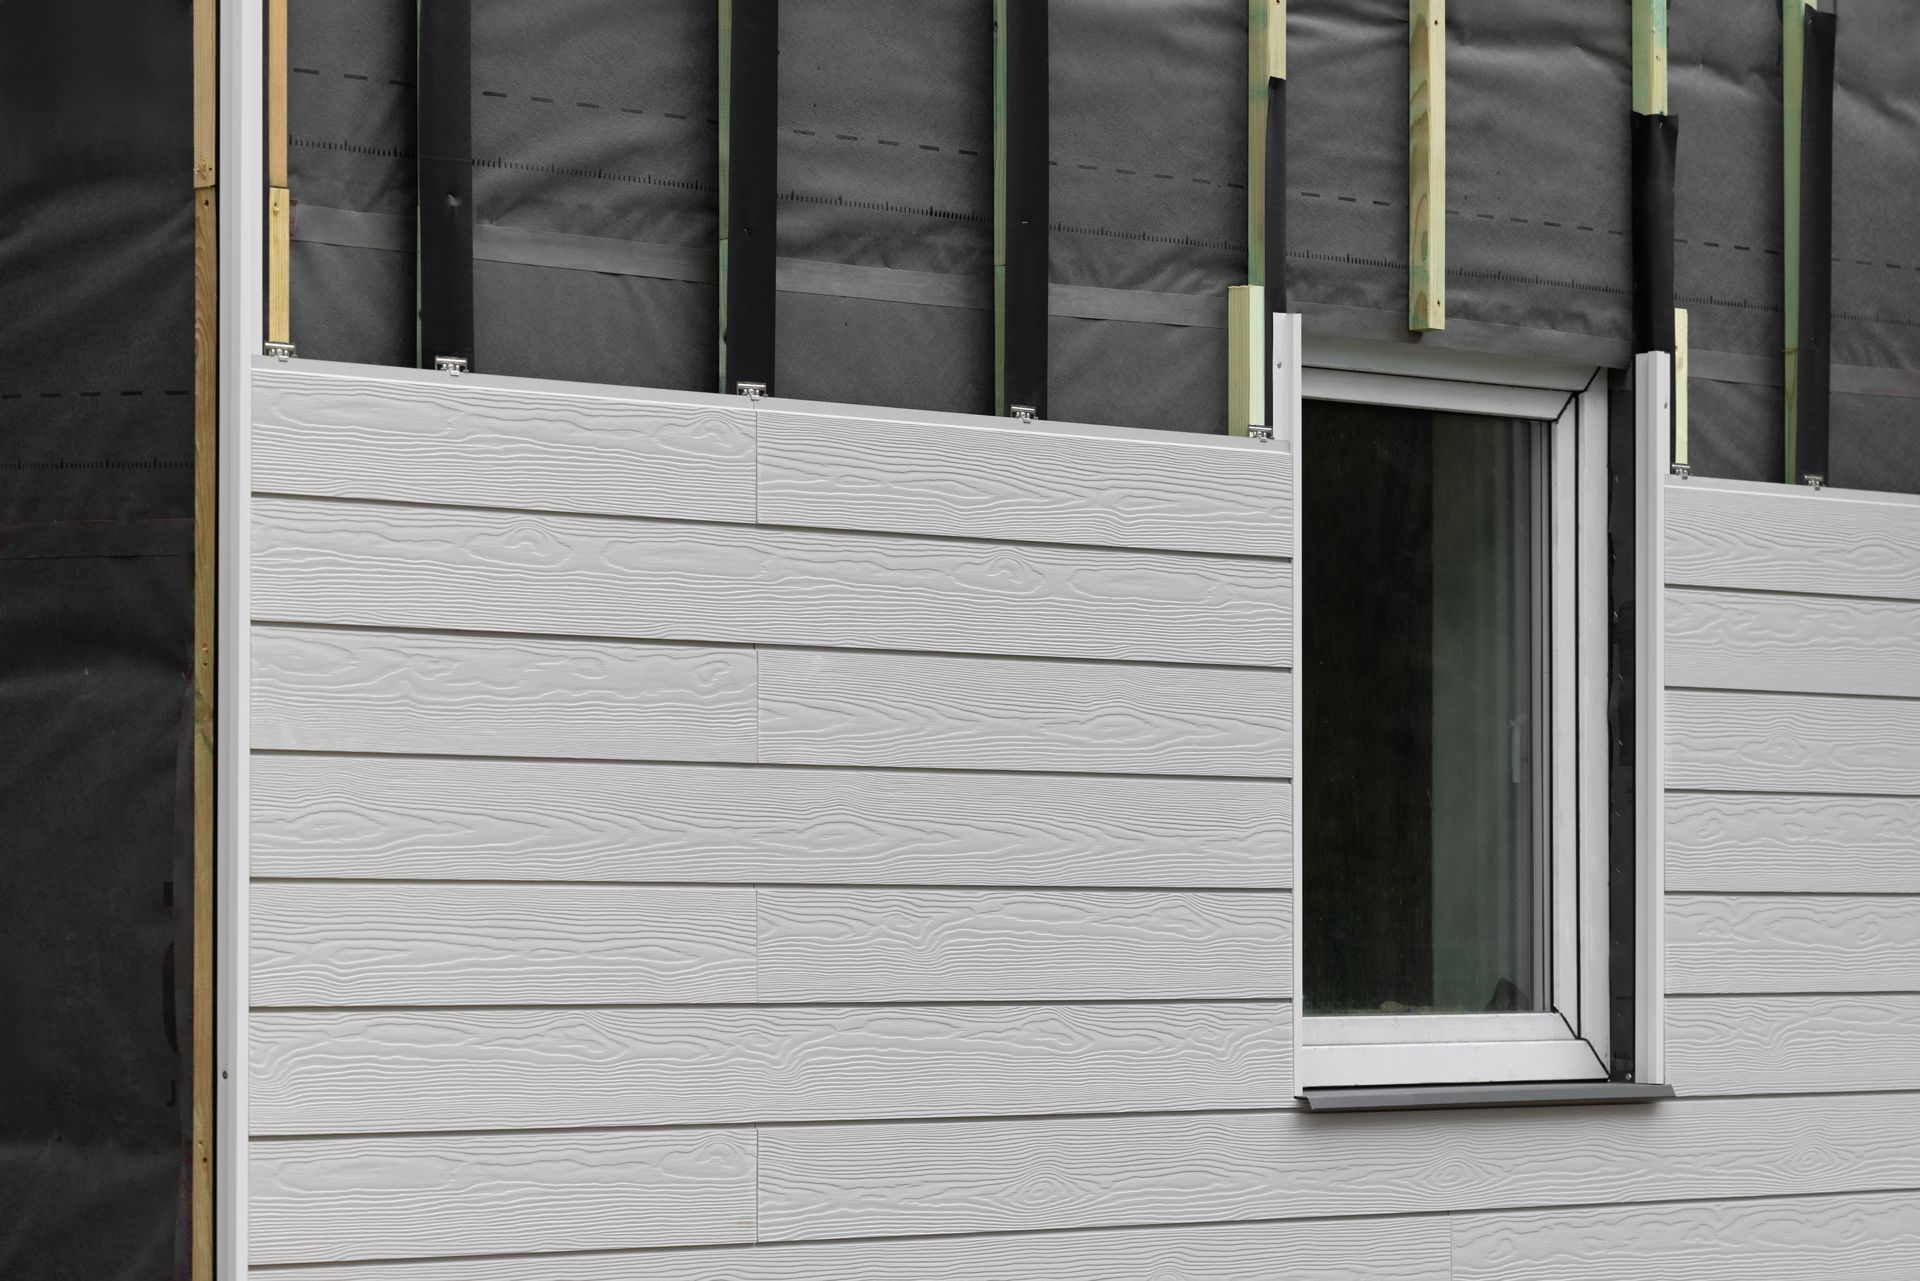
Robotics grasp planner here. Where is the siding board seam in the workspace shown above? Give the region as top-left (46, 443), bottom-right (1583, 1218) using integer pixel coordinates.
top-left (251, 488), bottom-right (1298, 567)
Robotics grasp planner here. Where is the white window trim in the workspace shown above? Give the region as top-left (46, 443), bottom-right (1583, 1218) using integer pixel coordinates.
top-left (1287, 344), bottom-right (1647, 1094)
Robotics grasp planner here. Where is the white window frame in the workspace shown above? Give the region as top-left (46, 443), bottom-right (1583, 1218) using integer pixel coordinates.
top-left (1284, 340), bottom-right (1633, 1093)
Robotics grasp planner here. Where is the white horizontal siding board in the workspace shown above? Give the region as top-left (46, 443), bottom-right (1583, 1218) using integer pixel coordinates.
top-left (1452, 1191), bottom-right (1920, 1281)
top-left (1666, 995), bottom-right (1920, 1094)
top-left (1666, 481), bottom-right (1920, 600)
top-left (250, 626), bottom-right (755, 761)
top-left (252, 364), bottom-right (755, 523)
top-left (759, 649), bottom-right (1291, 777)
top-left (1666, 689), bottom-right (1920, 795)
top-left (249, 1002), bottom-right (1293, 1135)
top-left (1666, 894), bottom-right (1920, 994)
top-left (1666, 793), bottom-right (1920, 893)
top-left (758, 889), bottom-right (1291, 1002)
top-left (249, 883), bottom-right (754, 1007)
top-left (757, 401), bottom-right (1293, 557)
top-left (250, 754), bottom-right (1293, 888)
top-left (249, 497), bottom-right (1291, 666)
top-left (757, 1093), bottom-right (1920, 1241)
top-left (1667, 587), bottom-right (1920, 698)
top-left (242, 1214), bottom-right (1450, 1281)
top-left (248, 1128), bottom-right (754, 1265)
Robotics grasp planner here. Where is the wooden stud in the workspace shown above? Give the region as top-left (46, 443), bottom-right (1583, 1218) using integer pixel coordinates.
top-left (1632, 0), bottom-right (1668, 117)
top-left (267, 187), bottom-right (291, 345)
top-left (1228, 285), bottom-right (1265, 437)
top-left (189, 0), bottom-right (217, 1274)
top-left (1409, 0), bottom-right (1445, 332)
top-left (1673, 306), bottom-right (1689, 469)
top-left (1782, 0), bottom-right (1815, 475)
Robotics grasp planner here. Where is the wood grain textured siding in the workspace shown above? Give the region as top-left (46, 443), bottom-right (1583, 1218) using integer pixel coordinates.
top-left (1667, 483), bottom-right (1920, 600)
top-left (757, 889), bottom-right (1291, 1002)
top-left (250, 883), bottom-right (755, 1007)
top-left (758, 649), bottom-right (1291, 777)
top-left (249, 754), bottom-right (1293, 888)
top-left (757, 1093), bottom-right (1920, 1241)
top-left (1666, 792), bottom-right (1920, 893)
top-left (757, 403), bottom-right (1293, 557)
top-left (1666, 895), bottom-right (1920, 994)
top-left (249, 1002), bottom-right (1293, 1135)
top-left (1667, 587), bottom-right (1920, 698)
top-left (251, 626), bottom-right (755, 761)
top-left (1666, 689), bottom-right (1920, 794)
top-left (237, 1214), bottom-right (1451, 1281)
top-left (248, 1128), bottom-right (755, 1265)
top-left (251, 497), bottom-right (1292, 666)
top-left (253, 364), bottom-right (756, 523)
top-left (1666, 995), bottom-right (1920, 1095)
top-left (1452, 1191), bottom-right (1920, 1281)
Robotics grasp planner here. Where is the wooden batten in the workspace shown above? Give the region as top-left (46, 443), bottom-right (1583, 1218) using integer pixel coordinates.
top-left (268, 187), bottom-right (291, 345)
top-left (267, 0), bottom-right (288, 187)
top-left (1247, 0), bottom-right (1286, 287)
top-left (1674, 306), bottom-right (1690, 469)
top-left (266, 0), bottom-right (290, 347)
top-left (1228, 284), bottom-right (1266, 437)
top-left (189, 0), bottom-right (217, 1275)
top-left (1408, 0), bottom-right (1445, 331)
top-left (1633, 0), bottom-right (1669, 116)
top-left (1782, 0), bottom-right (1814, 474)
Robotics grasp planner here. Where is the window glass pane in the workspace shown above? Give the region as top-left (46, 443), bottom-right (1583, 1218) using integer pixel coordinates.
top-left (1302, 399), bottom-right (1552, 1017)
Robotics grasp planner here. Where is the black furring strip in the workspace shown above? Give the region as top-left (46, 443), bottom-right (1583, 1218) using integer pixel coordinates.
top-left (1630, 113), bottom-right (1677, 356)
top-left (996, 0), bottom-right (1047, 419)
top-left (417, 0), bottom-right (475, 369)
top-left (1795, 8), bottom-right (1836, 485)
top-left (1606, 380), bottom-right (1637, 1084)
top-left (720, 0), bottom-right (779, 395)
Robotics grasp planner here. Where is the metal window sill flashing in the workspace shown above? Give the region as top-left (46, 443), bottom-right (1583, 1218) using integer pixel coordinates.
top-left (1302, 1082), bottom-right (1676, 1113)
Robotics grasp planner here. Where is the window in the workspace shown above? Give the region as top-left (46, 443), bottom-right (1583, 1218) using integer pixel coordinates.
top-left (1292, 364), bottom-right (1631, 1092)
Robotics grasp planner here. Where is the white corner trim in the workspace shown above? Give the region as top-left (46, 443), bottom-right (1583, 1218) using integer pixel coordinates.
top-left (217, 0), bottom-right (261, 1272)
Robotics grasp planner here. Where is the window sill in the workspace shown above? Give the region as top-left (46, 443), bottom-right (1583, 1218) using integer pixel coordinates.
top-left (1301, 1081), bottom-right (1675, 1113)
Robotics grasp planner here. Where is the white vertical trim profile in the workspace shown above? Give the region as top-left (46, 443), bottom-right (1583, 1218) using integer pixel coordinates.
top-left (1576, 376), bottom-right (1612, 1070)
top-left (217, 0), bottom-right (262, 1272)
top-left (1634, 353), bottom-right (1671, 1084)
top-left (1271, 313), bottom-right (1303, 448)
top-left (1285, 316), bottom-right (1305, 1091)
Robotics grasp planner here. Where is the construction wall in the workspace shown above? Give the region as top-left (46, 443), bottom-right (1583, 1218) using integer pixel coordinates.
top-left (280, 1), bottom-right (1920, 489)
top-left (0, 6), bottom-right (199, 1277)
top-left (232, 360), bottom-right (1920, 1277)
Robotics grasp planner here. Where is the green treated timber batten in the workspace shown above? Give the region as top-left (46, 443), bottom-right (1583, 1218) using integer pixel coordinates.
top-left (1409, 0), bottom-right (1445, 331)
top-left (1674, 306), bottom-right (1690, 468)
top-left (1247, 0), bottom-right (1285, 287)
top-left (1228, 284), bottom-right (1265, 436)
top-left (1782, 0), bottom-right (1816, 480)
top-left (1633, 0), bottom-right (1669, 116)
